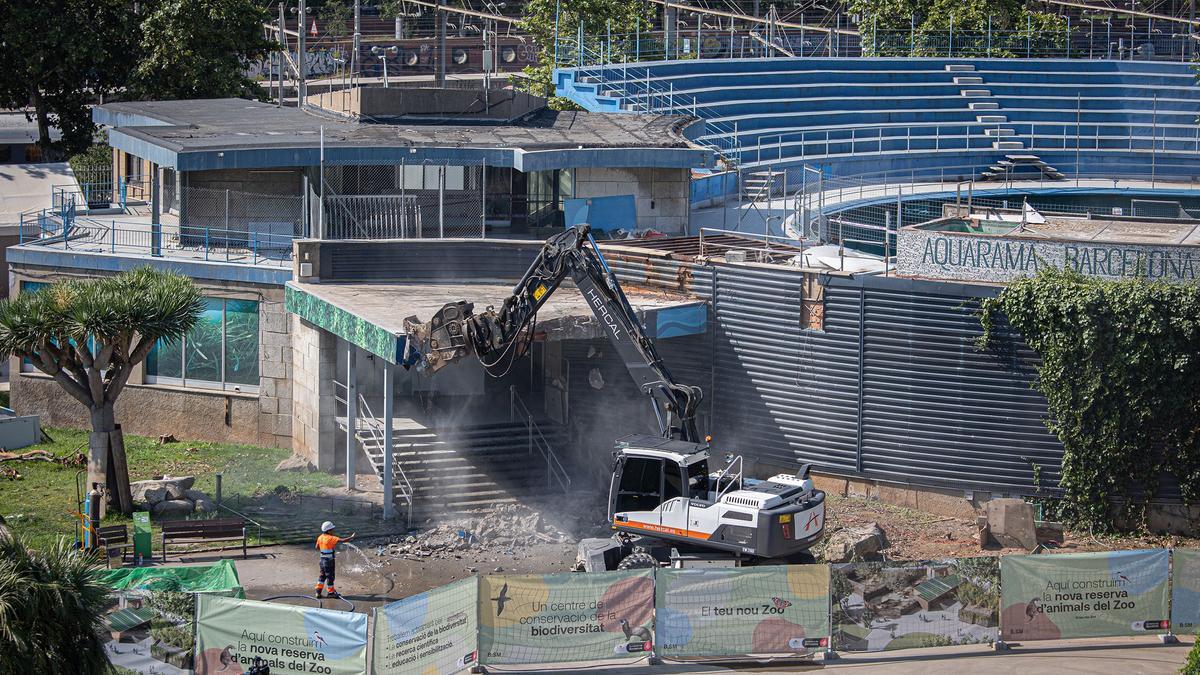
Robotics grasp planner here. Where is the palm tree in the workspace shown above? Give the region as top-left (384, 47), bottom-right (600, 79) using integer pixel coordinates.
top-left (0, 267), bottom-right (203, 514)
top-left (0, 531), bottom-right (111, 673)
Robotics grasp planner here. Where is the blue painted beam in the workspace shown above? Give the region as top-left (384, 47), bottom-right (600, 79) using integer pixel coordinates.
top-left (6, 246), bottom-right (292, 286)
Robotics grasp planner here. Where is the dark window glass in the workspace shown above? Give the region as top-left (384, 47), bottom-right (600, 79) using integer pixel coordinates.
top-left (616, 457), bottom-right (662, 513)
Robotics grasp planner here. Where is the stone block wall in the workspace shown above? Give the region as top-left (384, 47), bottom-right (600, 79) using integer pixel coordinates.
top-left (8, 268), bottom-right (292, 450)
top-left (290, 316), bottom-right (339, 469)
top-left (573, 167), bottom-right (690, 234)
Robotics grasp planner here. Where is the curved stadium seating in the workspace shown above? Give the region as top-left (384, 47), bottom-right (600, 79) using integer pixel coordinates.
top-left (556, 58), bottom-right (1200, 182)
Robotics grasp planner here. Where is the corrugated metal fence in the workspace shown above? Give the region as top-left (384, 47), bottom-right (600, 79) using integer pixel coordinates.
top-left (700, 263), bottom-right (1064, 496)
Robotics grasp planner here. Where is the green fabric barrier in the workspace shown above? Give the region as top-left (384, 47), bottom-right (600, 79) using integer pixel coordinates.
top-left (656, 564), bottom-right (831, 657)
top-left (98, 559), bottom-right (244, 596)
top-left (372, 577), bottom-right (479, 674)
top-left (1000, 549), bottom-right (1170, 642)
top-left (477, 569), bottom-right (655, 665)
top-left (195, 594), bottom-right (368, 675)
top-left (1170, 548), bottom-right (1200, 635)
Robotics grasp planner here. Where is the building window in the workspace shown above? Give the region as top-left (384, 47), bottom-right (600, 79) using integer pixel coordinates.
top-left (145, 298), bottom-right (260, 392)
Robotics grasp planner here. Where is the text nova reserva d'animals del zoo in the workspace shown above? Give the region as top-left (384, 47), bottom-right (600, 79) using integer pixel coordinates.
top-left (233, 630), bottom-right (335, 673)
top-left (918, 234), bottom-right (1200, 282)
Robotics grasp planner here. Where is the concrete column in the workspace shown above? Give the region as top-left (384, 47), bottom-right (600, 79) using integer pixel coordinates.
top-left (382, 360), bottom-right (394, 519)
top-left (150, 164), bottom-right (161, 257)
top-left (290, 317), bottom-right (338, 468)
top-left (345, 345), bottom-right (357, 490)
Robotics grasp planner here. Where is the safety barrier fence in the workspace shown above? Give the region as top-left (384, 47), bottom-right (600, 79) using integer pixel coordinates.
top-left (556, 27), bottom-right (1196, 67)
top-left (105, 547), bottom-right (1199, 674)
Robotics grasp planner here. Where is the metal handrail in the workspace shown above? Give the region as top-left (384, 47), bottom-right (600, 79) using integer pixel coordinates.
top-left (336, 381), bottom-right (414, 506)
top-left (508, 385), bottom-right (571, 493)
top-left (714, 455), bottom-right (744, 502)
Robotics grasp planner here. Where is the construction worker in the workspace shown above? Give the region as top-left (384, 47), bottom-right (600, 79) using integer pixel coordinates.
top-left (315, 521), bottom-right (354, 598)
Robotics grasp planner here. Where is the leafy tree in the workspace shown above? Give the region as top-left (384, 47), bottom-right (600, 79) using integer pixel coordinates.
top-left (850, 0), bottom-right (1067, 57)
top-left (0, 0), bottom-right (138, 156)
top-left (133, 0), bottom-right (276, 101)
top-left (979, 266), bottom-right (1200, 529)
top-left (0, 268), bottom-right (204, 514)
top-left (1184, 638), bottom-right (1200, 675)
top-left (318, 1), bottom-right (353, 37)
top-left (517, 0), bottom-right (655, 108)
top-left (0, 532), bottom-right (110, 674)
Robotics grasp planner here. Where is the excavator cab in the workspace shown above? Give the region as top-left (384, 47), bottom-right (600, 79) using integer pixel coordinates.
top-left (607, 433), bottom-right (824, 563)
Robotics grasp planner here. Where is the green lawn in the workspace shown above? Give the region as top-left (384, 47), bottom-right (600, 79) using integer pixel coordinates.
top-left (0, 427), bottom-right (342, 549)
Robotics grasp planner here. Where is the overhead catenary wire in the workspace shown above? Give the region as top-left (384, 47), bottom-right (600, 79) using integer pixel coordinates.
top-left (1039, 0), bottom-right (1200, 27)
top-left (645, 0), bottom-right (859, 36)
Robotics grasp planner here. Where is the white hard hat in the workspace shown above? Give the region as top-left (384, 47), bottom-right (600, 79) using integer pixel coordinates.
top-left (321, 521), bottom-right (336, 532)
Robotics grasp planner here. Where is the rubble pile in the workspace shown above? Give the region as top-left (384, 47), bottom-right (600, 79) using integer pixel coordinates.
top-left (378, 503), bottom-right (576, 560)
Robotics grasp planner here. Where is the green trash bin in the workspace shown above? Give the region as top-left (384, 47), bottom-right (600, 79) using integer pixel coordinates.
top-left (132, 511), bottom-right (152, 564)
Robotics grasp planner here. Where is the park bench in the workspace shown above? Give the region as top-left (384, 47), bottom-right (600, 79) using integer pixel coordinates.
top-left (96, 524), bottom-right (134, 568)
top-left (160, 518), bottom-right (247, 561)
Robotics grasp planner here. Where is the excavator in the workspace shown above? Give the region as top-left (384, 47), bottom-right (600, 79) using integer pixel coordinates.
top-left (402, 224), bottom-right (825, 570)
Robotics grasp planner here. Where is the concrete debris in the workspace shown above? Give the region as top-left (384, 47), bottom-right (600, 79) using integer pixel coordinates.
top-left (275, 454), bottom-right (317, 473)
top-left (984, 498), bottom-right (1038, 550)
top-left (821, 522), bottom-right (889, 563)
top-left (1035, 520), bottom-right (1065, 546)
top-left (373, 503), bottom-right (575, 561)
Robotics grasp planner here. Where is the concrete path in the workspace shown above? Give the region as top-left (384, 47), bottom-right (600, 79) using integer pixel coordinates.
top-left (488, 636), bottom-right (1193, 673)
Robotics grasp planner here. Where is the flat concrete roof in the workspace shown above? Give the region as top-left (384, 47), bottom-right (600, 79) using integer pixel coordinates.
top-left (285, 280), bottom-right (707, 363)
top-left (0, 163), bottom-right (73, 230)
top-left (95, 98), bottom-right (712, 172)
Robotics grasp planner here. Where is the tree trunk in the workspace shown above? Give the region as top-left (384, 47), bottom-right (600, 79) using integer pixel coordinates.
top-left (30, 88), bottom-right (53, 151)
top-left (87, 406), bottom-right (133, 516)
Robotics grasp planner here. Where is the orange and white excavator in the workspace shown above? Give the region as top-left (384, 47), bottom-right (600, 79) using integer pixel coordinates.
top-left (402, 224), bottom-right (825, 570)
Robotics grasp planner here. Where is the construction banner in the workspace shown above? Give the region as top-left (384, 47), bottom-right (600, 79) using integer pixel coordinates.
top-left (194, 594), bottom-right (368, 675)
top-left (1171, 548), bottom-right (1200, 634)
top-left (1000, 549), bottom-right (1170, 642)
top-left (372, 577), bottom-right (479, 674)
top-left (831, 557), bottom-right (1000, 652)
top-left (477, 569), bottom-right (655, 665)
top-left (655, 564), bottom-right (831, 657)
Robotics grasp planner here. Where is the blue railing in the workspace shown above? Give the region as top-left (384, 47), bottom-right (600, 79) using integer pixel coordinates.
top-left (17, 214), bottom-right (294, 267)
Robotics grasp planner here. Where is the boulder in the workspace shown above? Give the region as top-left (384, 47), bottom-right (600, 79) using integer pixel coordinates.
top-left (130, 476), bottom-right (195, 503)
top-left (140, 486), bottom-right (170, 506)
top-left (152, 499), bottom-right (195, 516)
top-left (184, 489), bottom-right (211, 502)
top-left (276, 454), bottom-right (316, 473)
top-left (985, 498), bottom-right (1038, 550)
top-left (822, 523), bottom-right (888, 563)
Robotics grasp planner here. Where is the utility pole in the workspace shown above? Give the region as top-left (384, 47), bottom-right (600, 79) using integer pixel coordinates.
top-left (278, 2), bottom-right (286, 107)
top-left (353, 0), bottom-right (361, 87)
top-left (298, 0), bottom-right (307, 106)
top-left (436, 0), bottom-right (448, 86)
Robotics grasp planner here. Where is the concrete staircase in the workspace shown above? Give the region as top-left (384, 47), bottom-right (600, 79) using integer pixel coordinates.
top-left (742, 169), bottom-right (782, 204)
top-left (351, 414), bottom-right (571, 516)
top-left (944, 64), bottom-right (1065, 183)
top-left (981, 154), bottom-right (1066, 182)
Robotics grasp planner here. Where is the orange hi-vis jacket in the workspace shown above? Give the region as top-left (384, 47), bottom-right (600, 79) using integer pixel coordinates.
top-left (316, 533), bottom-right (342, 559)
